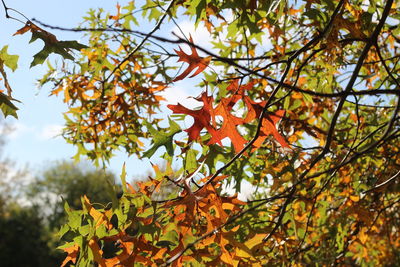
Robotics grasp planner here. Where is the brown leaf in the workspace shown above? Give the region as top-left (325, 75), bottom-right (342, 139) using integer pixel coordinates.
top-left (13, 21), bottom-right (58, 43)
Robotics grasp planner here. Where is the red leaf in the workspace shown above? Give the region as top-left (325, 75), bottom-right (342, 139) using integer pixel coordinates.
top-left (168, 92), bottom-right (220, 143)
top-left (226, 79), bottom-right (254, 95)
top-left (253, 110), bottom-right (289, 149)
top-left (208, 80), bottom-right (264, 153)
top-left (173, 35), bottom-right (211, 81)
top-left (225, 80), bottom-right (264, 123)
top-left (169, 81), bottom-right (288, 152)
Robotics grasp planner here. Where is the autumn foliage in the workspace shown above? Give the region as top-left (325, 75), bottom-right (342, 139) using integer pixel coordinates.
top-left (1, 0), bottom-right (400, 266)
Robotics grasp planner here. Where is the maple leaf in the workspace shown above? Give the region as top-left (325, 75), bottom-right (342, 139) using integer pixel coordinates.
top-left (225, 80), bottom-right (264, 123)
top-left (253, 110), bottom-right (289, 149)
top-left (143, 117), bottom-right (181, 158)
top-left (209, 97), bottom-right (248, 153)
top-left (168, 92), bottom-right (220, 143)
top-left (173, 35), bottom-right (211, 81)
top-left (88, 238), bottom-right (107, 267)
top-left (0, 45), bottom-right (19, 118)
top-left (14, 21), bottom-right (87, 67)
top-left (60, 243), bottom-right (79, 267)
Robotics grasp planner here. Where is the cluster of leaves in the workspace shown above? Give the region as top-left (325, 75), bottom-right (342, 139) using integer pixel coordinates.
top-left (0, 45), bottom-right (19, 118)
top-left (59, 165), bottom-right (250, 266)
top-left (40, 7), bottom-right (169, 162)
top-left (2, 0), bottom-right (400, 265)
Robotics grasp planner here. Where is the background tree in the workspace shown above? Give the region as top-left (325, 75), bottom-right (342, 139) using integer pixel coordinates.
top-left (0, 118), bottom-right (119, 265)
top-left (0, 203), bottom-right (57, 267)
top-left (0, 119), bottom-right (58, 266)
top-left (27, 161), bottom-right (119, 263)
top-left (1, 0), bottom-right (400, 266)
top-left (28, 161), bottom-right (118, 230)
top-left (0, 120), bottom-right (26, 206)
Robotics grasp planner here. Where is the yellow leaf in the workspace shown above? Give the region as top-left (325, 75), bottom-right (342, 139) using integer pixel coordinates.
top-left (350, 195), bottom-right (360, 202)
top-left (244, 234), bottom-right (265, 249)
top-left (359, 229), bottom-right (368, 244)
top-left (220, 249), bottom-right (234, 265)
top-left (235, 247), bottom-right (252, 258)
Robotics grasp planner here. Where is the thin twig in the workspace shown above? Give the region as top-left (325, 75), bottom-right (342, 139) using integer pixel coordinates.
top-left (104, 0), bottom-right (176, 83)
top-left (363, 171), bottom-right (400, 193)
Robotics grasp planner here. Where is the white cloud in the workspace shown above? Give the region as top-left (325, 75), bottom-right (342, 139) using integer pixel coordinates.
top-left (7, 122), bottom-right (32, 140)
top-left (161, 85), bottom-right (202, 107)
top-left (39, 124), bottom-right (63, 140)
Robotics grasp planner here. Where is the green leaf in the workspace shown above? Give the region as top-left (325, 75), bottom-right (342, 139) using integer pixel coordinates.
top-left (29, 31), bottom-right (87, 67)
top-left (158, 229), bottom-right (178, 245)
top-left (0, 92), bottom-right (18, 118)
top-left (120, 162), bottom-right (127, 193)
top-left (67, 210), bottom-right (82, 230)
top-left (0, 46), bottom-right (20, 118)
top-left (143, 117), bottom-right (181, 158)
top-left (95, 225), bottom-right (108, 239)
top-left (79, 224), bottom-right (91, 237)
top-left (0, 45), bottom-right (19, 71)
top-left (58, 224), bottom-right (70, 239)
top-left (195, 0), bottom-right (207, 22)
top-left (57, 241), bottom-right (76, 250)
top-left (156, 240), bottom-right (175, 248)
top-left (185, 149), bottom-right (198, 173)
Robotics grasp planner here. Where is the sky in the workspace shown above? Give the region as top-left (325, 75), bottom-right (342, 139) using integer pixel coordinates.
top-left (0, 1), bottom-right (258, 199)
top-left (0, 1), bottom-right (133, 175)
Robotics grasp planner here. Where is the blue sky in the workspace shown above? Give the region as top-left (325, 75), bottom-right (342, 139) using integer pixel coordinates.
top-left (0, 1), bottom-right (269, 200)
top-left (0, 1), bottom-right (155, 178)
top-left (0, 0), bottom-right (215, 179)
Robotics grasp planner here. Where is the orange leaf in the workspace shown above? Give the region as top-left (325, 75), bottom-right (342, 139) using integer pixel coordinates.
top-left (220, 250), bottom-right (234, 266)
top-left (153, 247), bottom-right (168, 260)
top-left (253, 110), bottom-right (289, 149)
top-left (108, 3), bottom-right (121, 20)
top-left (88, 238), bottom-right (106, 267)
top-left (209, 97), bottom-right (247, 153)
top-left (82, 195), bottom-right (111, 229)
top-left (13, 24), bottom-right (32, 36)
top-left (61, 243), bottom-right (79, 267)
top-left (173, 35), bottom-right (211, 81)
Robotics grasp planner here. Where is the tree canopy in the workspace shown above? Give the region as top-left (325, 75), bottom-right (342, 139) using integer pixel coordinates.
top-left (1, 0), bottom-right (400, 266)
